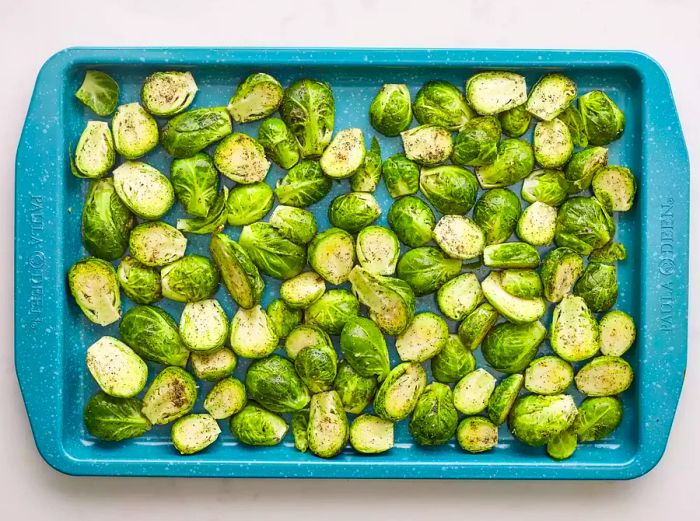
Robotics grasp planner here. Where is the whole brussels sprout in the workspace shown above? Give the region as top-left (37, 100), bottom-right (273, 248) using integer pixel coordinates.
top-left (84, 392), bottom-right (151, 442)
top-left (575, 356), bottom-right (633, 397)
top-left (160, 107), bottom-right (232, 158)
top-left (555, 197), bottom-right (615, 255)
top-left (564, 147), bottom-right (608, 193)
top-left (521, 169), bottom-right (570, 207)
top-left (574, 262), bottom-right (618, 312)
top-left (431, 334), bottom-right (476, 384)
top-left (592, 166), bottom-right (637, 213)
top-left (482, 321), bottom-right (546, 373)
top-left (68, 257), bottom-right (121, 326)
top-left (141, 367), bottom-right (197, 425)
top-left (451, 116), bottom-right (501, 167)
top-left (487, 373), bottom-right (524, 425)
top-left (328, 192), bottom-right (381, 233)
top-left (540, 247), bottom-right (584, 303)
top-left (547, 429), bottom-right (577, 460)
top-left (307, 227), bottom-right (355, 285)
top-left (86, 336), bottom-right (147, 398)
top-left (483, 242), bottom-right (540, 269)
top-left (508, 394), bottom-right (578, 446)
top-left (239, 222), bottom-right (306, 280)
top-left (525, 73), bottom-right (577, 121)
top-left (304, 289), bottom-right (359, 335)
top-left (246, 355), bottom-right (310, 412)
top-left (558, 105), bottom-right (588, 147)
top-left (350, 414), bottom-right (394, 454)
top-left (381, 153), bottom-right (420, 198)
top-left (472, 188), bottom-right (521, 245)
top-left (433, 215), bottom-right (485, 260)
top-left (356, 226), bottom-right (400, 276)
top-left (401, 125), bottom-right (453, 166)
top-left (230, 403), bottom-right (288, 446)
top-left (285, 324), bottom-right (332, 360)
top-left (258, 117), bottom-right (300, 169)
top-left (457, 416), bottom-right (499, 453)
top-left (333, 361), bottom-right (378, 414)
top-left (340, 316), bottom-right (390, 381)
top-left (227, 72), bottom-right (283, 123)
top-left (579, 90), bottom-right (625, 145)
top-left (308, 391), bottom-right (349, 458)
top-left (280, 271), bottom-right (326, 309)
top-left (210, 232), bottom-right (264, 309)
top-left (374, 362), bottom-right (426, 421)
top-left (119, 305), bottom-right (189, 367)
top-left (413, 80), bottom-right (473, 130)
top-left (499, 104), bottom-right (532, 138)
top-left (82, 178), bottom-right (135, 261)
top-left (533, 119), bottom-right (573, 168)
top-left (141, 71), bottom-right (197, 116)
top-left (269, 205), bottom-right (318, 245)
top-left (113, 161), bottom-right (174, 220)
top-left (550, 295), bottom-right (600, 362)
top-left (396, 312), bottom-right (449, 362)
top-left (500, 269), bottom-right (542, 299)
top-left (482, 270), bottom-right (546, 324)
top-left (214, 133), bottom-right (271, 184)
top-left (275, 159), bottom-right (332, 207)
top-left (590, 242), bottom-right (627, 264)
top-left (437, 272), bottom-right (483, 321)
top-left (117, 256), bottom-right (161, 305)
top-left (291, 411), bottom-right (309, 452)
top-left (112, 103), bottom-right (159, 159)
top-left (387, 196), bottom-right (436, 248)
top-left (171, 413), bottom-right (221, 455)
top-left (226, 182), bottom-right (274, 226)
top-left (190, 347), bottom-right (236, 380)
top-left (160, 255), bottom-right (219, 302)
top-left (281, 78), bottom-right (335, 158)
top-left (599, 310), bottom-right (636, 357)
top-left (465, 71), bottom-right (527, 115)
top-left (525, 356), bottom-right (574, 395)
top-left (453, 368), bottom-right (496, 415)
top-left (170, 153), bottom-right (219, 218)
top-left (204, 378), bottom-right (247, 420)
top-left (573, 396), bottom-right (623, 441)
top-left (475, 138), bottom-right (534, 189)
top-left (397, 246), bottom-right (461, 296)
top-left (369, 83), bottom-right (412, 136)
top-left (73, 121), bottom-right (115, 178)
top-left (419, 165), bottom-right (479, 214)
top-left (179, 299), bottom-right (228, 352)
top-left (129, 221), bottom-right (187, 267)
top-left (267, 299), bottom-right (303, 340)
top-left (75, 70), bottom-right (119, 117)
top-left (295, 343), bottom-right (338, 394)
top-left (458, 303), bottom-right (498, 351)
top-left (229, 305), bottom-right (279, 359)
top-left (350, 137), bottom-right (382, 192)
top-left (175, 186), bottom-right (229, 235)
top-left (320, 128), bottom-right (366, 179)
top-left (409, 383), bottom-right (459, 446)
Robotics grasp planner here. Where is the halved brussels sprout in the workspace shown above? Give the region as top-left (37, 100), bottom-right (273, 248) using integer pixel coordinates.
top-left (226, 182), bottom-right (274, 226)
top-left (396, 246), bottom-right (461, 296)
top-left (431, 334), bottom-right (476, 384)
top-left (483, 242), bottom-right (540, 269)
top-left (304, 289), bottom-right (359, 335)
top-left (308, 390), bottom-right (349, 458)
top-left (258, 117), bottom-right (300, 169)
top-left (369, 83), bottom-right (412, 136)
top-left (82, 178), bottom-right (136, 261)
top-left (589, 242), bottom-right (627, 263)
top-left (599, 310), bottom-right (636, 356)
top-left (525, 74), bottom-right (577, 121)
top-left (437, 273), bottom-right (483, 321)
top-left (350, 414), bottom-right (393, 454)
top-left (524, 356), bottom-right (574, 395)
top-left (171, 413), bottom-right (220, 455)
top-left (210, 232), bottom-right (263, 309)
top-left (487, 374), bottom-right (524, 425)
top-left (381, 153), bottom-right (419, 198)
top-left (356, 226), bottom-right (400, 276)
top-left (521, 169), bottom-right (570, 207)
top-left (575, 356), bottom-right (633, 396)
top-left (579, 90), bottom-right (625, 145)
top-left (592, 165), bottom-right (637, 212)
top-left (190, 347), bottom-right (236, 381)
top-left (227, 72), bottom-right (283, 123)
top-left (555, 197), bottom-right (615, 255)
top-left (457, 416), bottom-right (499, 453)
top-left (117, 256), bottom-right (161, 305)
top-left (328, 192), bottom-right (381, 232)
top-left (374, 362), bottom-right (427, 421)
top-left (84, 392), bottom-right (151, 442)
top-left (517, 201), bottom-right (557, 246)
top-left (295, 343), bottom-right (338, 394)
top-left (558, 105), bottom-right (588, 147)
top-left (433, 215), bottom-right (485, 260)
top-left (547, 429), bottom-right (577, 460)
top-left (112, 103), bottom-right (159, 159)
top-left (269, 205), bottom-right (317, 245)
top-left (171, 153), bottom-right (219, 218)
top-left (413, 80), bottom-right (473, 130)
top-left (68, 257), bottom-right (121, 326)
top-left (419, 165), bottom-right (479, 214)
top-left (550, 295), bottom-right (600, 362)
top-left (239, 222), bottom-right (306, 280)
top-left (281, 79), bottom-right (335, 158)
top-left (466, 71), bottom-right (527, 115)
top-left (320, 128), bottom-right (366, 179)
top-left (246, 355), bottom-right (310, 412)
top-left (540, 247), bottom-right (584, 303)
top-left (285, 324), bottom-right (332, 360)
top-left (267, 299), bottom-right (303, 340)
top-left (73, 121), bottom-right (115, 178)
top-left (129, 221), bottom-right (187, 267)
top-left (499, 104), bottom-right (531, 138)
top-left (409, 383), bottom-right (459, 446)
top-left (340, 316), bottom-right (390, 381)
top-left (473, 188), bottom-right (521, 245)
top-left (508, 394), bottom-right (577, 446)
top-left (280, 271), bottom-right (326, 309)
top-left (482, 321), bottom-right (546, 373)
top-left (119, 305), bottom-right (189, 367)
top-left (350, 136), bottom-right (382, 192)
top-left (204, 378), bottom-right (247, 420)
top-left (333, 361), bottom-right (378, 414)
top-left (482, 271), bottom-right (546, 324)
top-left (160, 107), bottom-right (232, 158)
top-left (86, 336), bottom-right (148, 398)
top-left (396, 312), bottom-right (449, 362)
top-left (214, 133), bottom-right (271, 184)
top-left (401, 125), bottom-right (453, 166)
top-left (179, 299), bottom-right (228, 352)
top-left (533, 118), bottom-right (574, 169)
top-left (307, 227), bottom-right (355, 285)
top-left (451, 116), bottom-right (501, 167)
top-left (161, 255), bottom-right (219, 303)
top-left (564, 146), bottom-right (608, 193)
top-left (500, 269), bottom-right (542, 299)
top-left (574, 262), bottom-right (618, 312)
top-left (75, 70), bottom-right (119, 116)
top-left (275, 159), bottom-right (332, 207)
top-left (458, 303), bottom-right (498, 351)
top-left (113, 161), bottom-right (174, 220)
top-left (142, 367), bottom-right (197, 425)
top-left (230, 305), bottom-right (279, 359)
top-left (453, 368), bottom-right (496, 415)
top-left (292, 411), bottom-right (309, 452)
top-left (230, 403), bottom-right (288, 446)
top-left (141, 71), bottom-right (197, 116)
top-left (175, 186), bottom-right (229, 235)
top-left (573, 396), bottom-right (623, 441)
top-left (387, 195), bottom-right (436, 248)
top-left (475, 138), bottom-right (534, 189)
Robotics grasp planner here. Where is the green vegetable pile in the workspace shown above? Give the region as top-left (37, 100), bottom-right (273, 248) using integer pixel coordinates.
top-left (70, 68), bottom-right (637, 459)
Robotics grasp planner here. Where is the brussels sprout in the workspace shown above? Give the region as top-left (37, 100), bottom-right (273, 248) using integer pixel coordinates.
top-left (295, 343), bottom-right (338, 393)
top-left (281, 79), bottom-right (335, 158)
top-left (500, 269), bottom-right (542, 299)
top-left (599, 310), bottom-right (636, 357)
top-left (437, 273), bottom-right (482, 321)
top-left (419, 165), bottom-right (479, 215)
top-left (230, 403), bottom-right (288, 446)
top-left (550, 295), bottom-right (600, 362)
top-left (524, 356), bottom-right (574, 395)
top-left (350, 136), bottom-right (382, 192)
top-left (179, 299), bottom-right (228, 352)
top-left (453, 368), bottom-right (496, 415)
top-left (160, 107), bottom-right (232, 158)
top-left (117, 256), bottom-right (161, 305)
top-left (451, 116), bottom-right (501, 167)
top-left (119, 305), bottom-right (189, 367)
top-left (457, 416), bottom-right (499, 453)
top-left (517, 201), bottom-right (557, 246)
top-left (487, 374), bottom-right (524, 425)
top-left (381, 154), bottom-right (420, 198)
top-left (533, 119), bottom-right (573, 168)
top-left (340, 316), bottom-right (390, 380)
top-left (307, 228), bottom-right (355, 285)
top-left (540, 247), bottom-right (584, 303)
top-left (409, 383), bottom-right (459, 446)
top-left (226, 182), bottom-right (274, 226)
top-left (396, 312), bottom-right (449, 363)
top-left (267, 299), bottom-right (303, 340)
top-left (227, 72), bottom-right (283, 123)
top-left (525, 74), bottom-right (577, 121)
top-left (141, 71), bottom-right (197, 116)
top-left (369, 83), bottom-right (412, 136)
top-left (129, 221), bottom-right (187, 267)
top-left (320, 128), bottom-right (366, 179)
top-left (592, 165), bottom-right (637, 213)
top-left (190, 347), bottom-right (236, 381)
top-left (573, 396), bottom-right (623, 441)
top-left (547, 429), bottom-right (578, 460)
top-left (160, 255), bottom-right (219, 303)
top-left (209, 232), bottom-right (263, 309)
top-left (458, 303), bottom-right (499, 351)
top-left (113, 161), bottom-right (175, 220)
top-left (82, 178), bottom-right (136, 261)
top-left (214, 133), bottom-right (271, 184)
top-left (73, 121), bottom-right (115, 178)
top-left (521, 169), bottom-right (570, 207)
top-left (564, 146), bottom-right (608, 193)
top-left (348, 267), bottom-right (416, 335)
top-left (387, 196), bottom-right (436, 248)
top-left (396, 246), bottom-right (461, 296)
top-left (280, 271), bottom-right (326, 309)
top-left (574, 263), bottom-right (618, 312)
top-left (356, 226), bottom-right (400, 276)
top-left (204, 378), bottom-right (247, 420)
top-left (75, 70), bottom-right (119, 116)
top-left (84, 392), bottom-right (151, 442)
top-left (258, 117), bottom-right (300, 169)
top-left (482, 271), bottom-right (546, 324)
top-left (68, 257), bottom-right (121, 326)
top-left (483, 242), bottom-right (540, 269)
top-left (433, 215), bottom-right (485, 260)
top-left (466, 72), bottom-right (527, 115)
top-left (239, 222), bottom-right (306, 280)
top-left (275, 159), bottom-right (332, 207)
top-left (246, 355), bottom-right (310, 412)
top-left (141, 367), bottom-right (197, 425)
top-left (558, 105), bottom-right (588, 147)
top-left (229, 305), bottom-right (279, 359)
top-left (350, 414), bottom-right (394, 454)
top-left (508, 394), bottom-right (578, 446)
top-left (482, 321), bottom-right (546, 373)
top-left (575, 356), bottom-right (634, 396)
top-left (269, 205), bottom-right (317, 245)
top-left (304, 289), bottom-right (359, 335)
top-left (328, 192), bottom-right (381, 232)
top-left (475, 138), bottom-right (534, 189)
top-left (170, 153), bottom-right (219, 218)
top-left (431, 334), bottom-right (476, 384)
top-left (171, 413), bottom-right (220, 455)
top-left (333, 361), bottom-right (378, 414)
top-left (590, 242), bottom-right (627, 264)
top-left (413, 80), bottom-right (473, 130)
top-left (285, 325), bottom-right (332, 360)
top-left (555, 197), bottom-right (615, 255)
top-left (499, 104), bottom-right (532, 138)
top-left (579, 90), bottom-right (625, 145)
top-left (291, 411), bottom-right (309, 452)
top-left (473, 188), bottom-right (521, 245)
top-left (401, 125), bottom-right (453, 166)
top-left (176, 185), bottom-right (230, 235)
top-left (308, 391), bottom-right (349, 458)
top-left (374, 362), bottom-right (427, 421)
top-left (111, 103), bottom-right (159, 159)
top-left (86, 336), bottom-right (148, 398)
